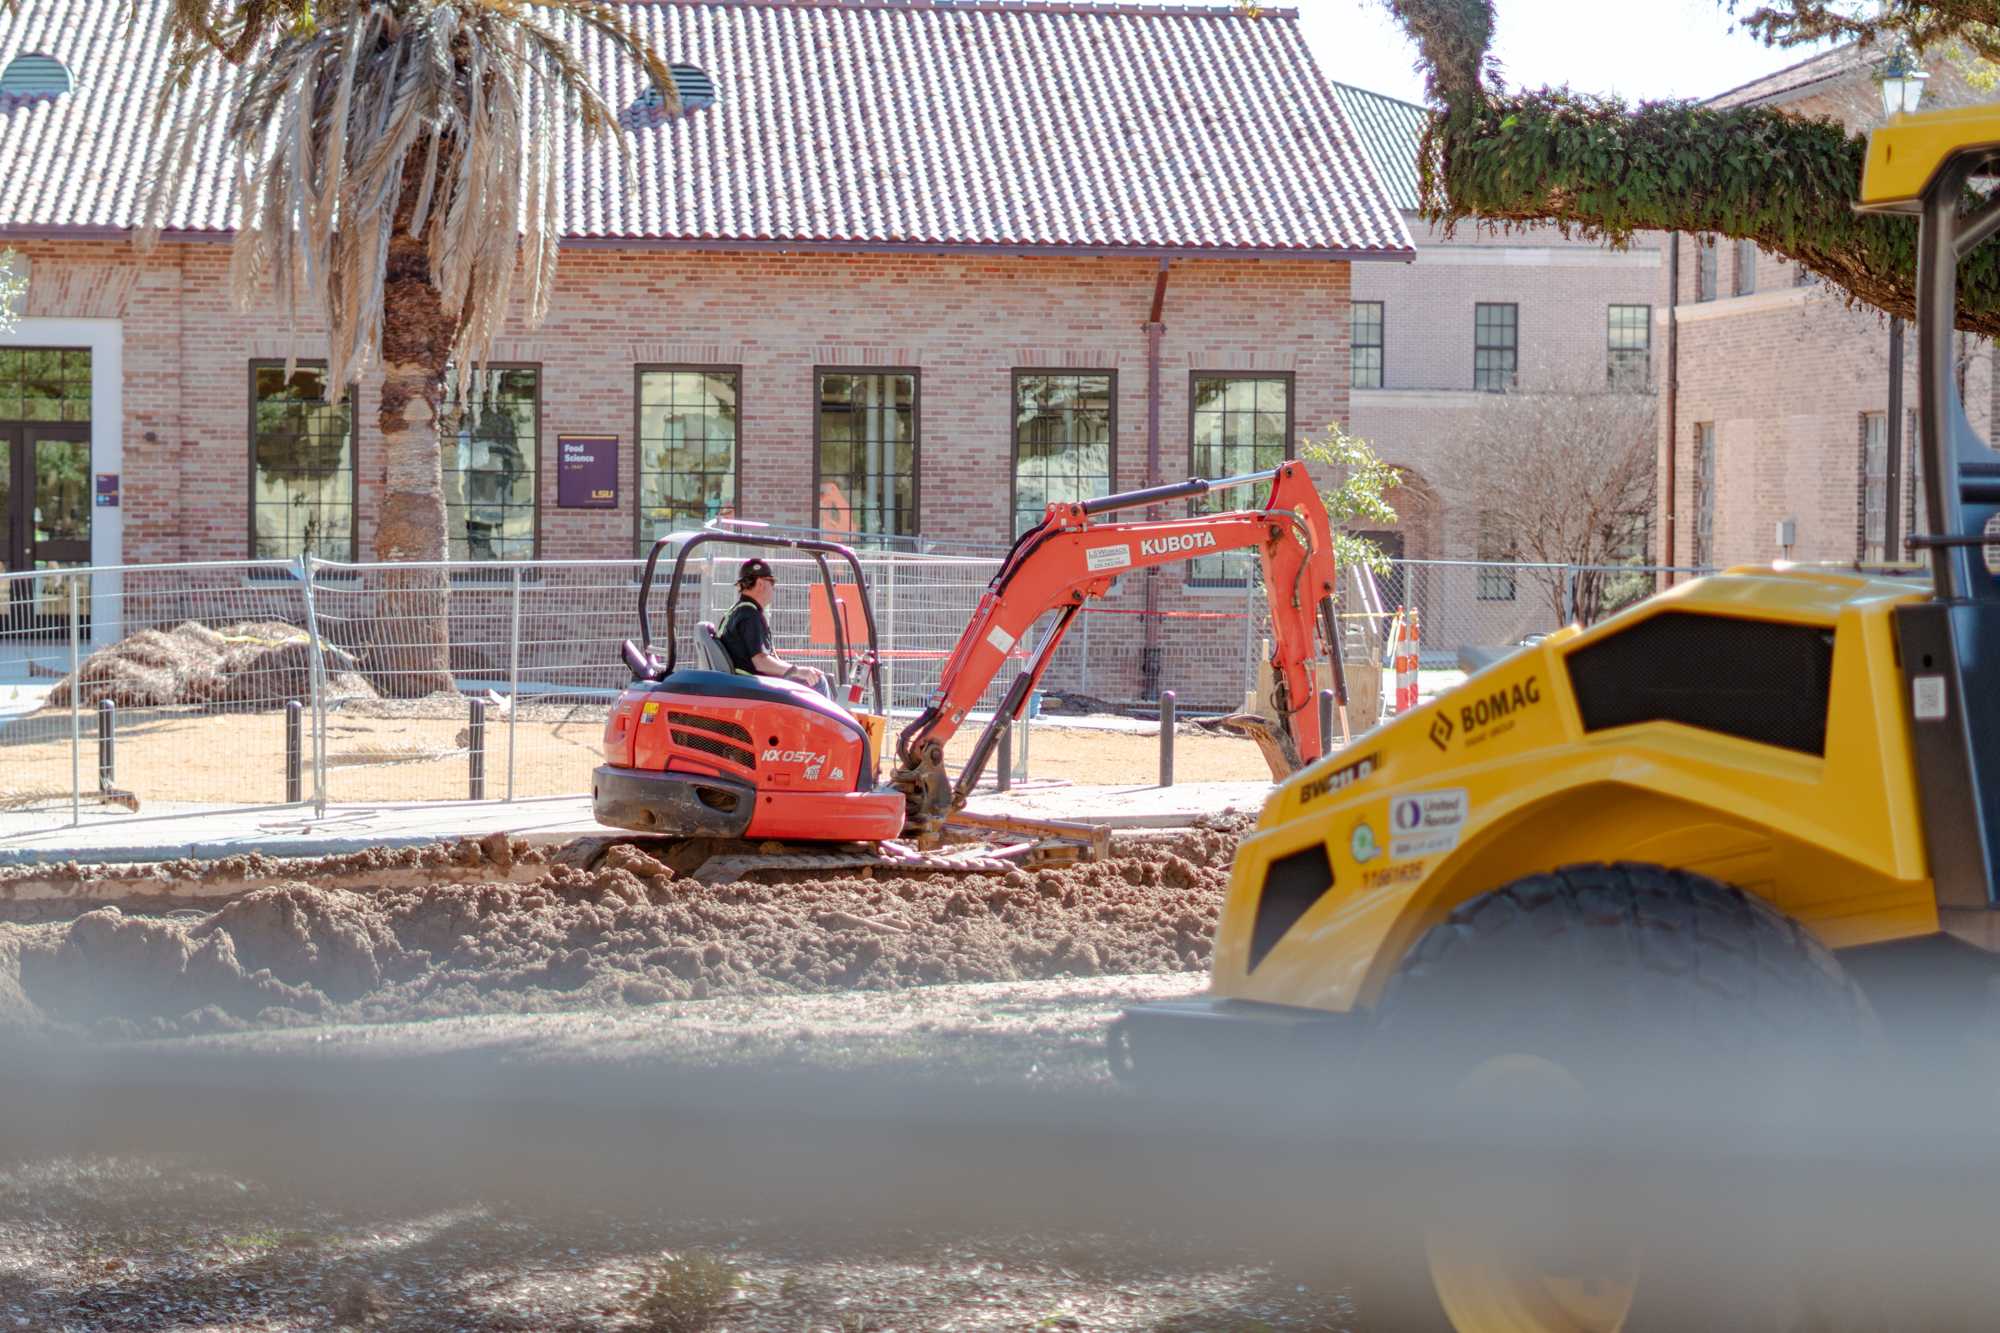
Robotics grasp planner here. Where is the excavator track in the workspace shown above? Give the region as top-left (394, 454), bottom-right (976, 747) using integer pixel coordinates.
top-left (555, 833), bottom-right (1074, 886)
top-left (689, 840), bottom-right (1027, 886)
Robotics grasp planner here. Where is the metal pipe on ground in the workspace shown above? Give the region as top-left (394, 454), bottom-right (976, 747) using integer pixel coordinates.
top-left (469, 698), bottom-right (488, 801)
top-left (1159, 690), bottom-right (1176, 788)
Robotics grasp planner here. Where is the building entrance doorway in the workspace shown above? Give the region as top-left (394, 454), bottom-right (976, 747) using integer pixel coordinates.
top-left (1, 422), bottom-right (92, 634)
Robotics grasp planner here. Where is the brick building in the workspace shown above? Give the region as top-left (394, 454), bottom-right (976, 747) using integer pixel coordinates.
top-left (1661, 44), bottom-right (2000, 570)
top-left (1328, 82), bottom-right (1662, 636)
top-left (0, 0), bottom-right (1410, 704)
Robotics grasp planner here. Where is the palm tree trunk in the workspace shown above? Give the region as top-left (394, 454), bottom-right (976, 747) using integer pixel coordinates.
top-left (368, 154), bottom-right (458, 699)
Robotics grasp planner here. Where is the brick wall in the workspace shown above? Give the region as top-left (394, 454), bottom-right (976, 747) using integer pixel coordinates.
top-left (10, 238), bottom-right (1355, 706)
top-left (1349, 213), bottom-right (1663, 623)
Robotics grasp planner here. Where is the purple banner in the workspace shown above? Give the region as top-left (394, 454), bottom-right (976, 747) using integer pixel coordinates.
top-left (556, 435), bottom-right (619, 509)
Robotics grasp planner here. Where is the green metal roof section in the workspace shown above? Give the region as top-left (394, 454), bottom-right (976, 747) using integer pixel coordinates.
top-left (1329, 82), bottom-right (1429, 213)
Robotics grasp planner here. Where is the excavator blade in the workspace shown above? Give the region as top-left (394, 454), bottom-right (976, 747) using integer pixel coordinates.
top-left (1211, 712), bottom-right (1300, 782)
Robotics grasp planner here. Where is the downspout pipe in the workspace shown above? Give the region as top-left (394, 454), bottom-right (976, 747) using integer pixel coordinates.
top-left (1664, 233), bottom-right (1680, 583)
top-left (1142, 258), bottom-right (1170, 700)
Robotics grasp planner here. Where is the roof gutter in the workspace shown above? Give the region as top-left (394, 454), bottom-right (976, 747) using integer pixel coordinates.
top-left (0, 227), bottom-right (1417, 263)
top-left (559, 236), bottom-right (1418, 262)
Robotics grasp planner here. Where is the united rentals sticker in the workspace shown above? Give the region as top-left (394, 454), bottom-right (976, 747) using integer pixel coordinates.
top-left (1389, 788), bottom-right (1467, 860)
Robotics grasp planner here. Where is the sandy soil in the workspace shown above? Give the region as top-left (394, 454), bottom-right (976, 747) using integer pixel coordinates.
top-left (0, 823), bottom-right (1387, 1332)
top-left (0, 827), bottom-right (1240, 1040)
top-left (0, 700), bottom-right (1272, 809)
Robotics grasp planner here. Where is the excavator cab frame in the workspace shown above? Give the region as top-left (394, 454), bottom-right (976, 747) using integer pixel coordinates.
top-left (624, 525), bottom-right (885, 717)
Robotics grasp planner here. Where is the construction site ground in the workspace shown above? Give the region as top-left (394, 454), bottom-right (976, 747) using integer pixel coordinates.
top-left (0, 697), bottom-right (1283, 817)
top-left (0, 781), bottom-right (1275, 864)
top-left (0, 817), bottom-right (1377, 1331)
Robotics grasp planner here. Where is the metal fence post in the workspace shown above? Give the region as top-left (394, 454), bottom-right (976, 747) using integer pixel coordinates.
top-left (1242, 577), bottom-right (1256, 706)
top-left (507, 565), bottom-right (522, 802)
top-left (298, 553), bottom-right (330, 815)
top-left (468, 696), bottom-right (487, 801)
top-left (1078, 600), bottom-right (1091, 696)
top-left (881, 554), bottom-right (898, 714)
top-left (1159, 689), bottom-right (1176, 787)
top-left (97, 699), bottom-right (115, 793)
top-left (285, 700), bottom-right (303, 804)
top-left (67, 575), bottom-right (80, 828)
top-left (1016, 685), bottom-right (1031, 781)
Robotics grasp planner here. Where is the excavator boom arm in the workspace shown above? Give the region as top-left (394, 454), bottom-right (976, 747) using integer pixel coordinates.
top-left (890, 462), bottom-right (1341, 826)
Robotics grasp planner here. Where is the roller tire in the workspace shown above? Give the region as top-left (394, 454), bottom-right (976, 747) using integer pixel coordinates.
top-left (1345, 862), bottom-right (1872, 1333)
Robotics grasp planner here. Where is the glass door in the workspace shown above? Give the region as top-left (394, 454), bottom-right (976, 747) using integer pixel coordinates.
top-left (2, 423), bottom-right (91, 634)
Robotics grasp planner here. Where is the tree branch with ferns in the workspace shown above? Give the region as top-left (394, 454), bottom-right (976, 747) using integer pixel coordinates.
top-left (1385, 0), bottom-right (2000, 335)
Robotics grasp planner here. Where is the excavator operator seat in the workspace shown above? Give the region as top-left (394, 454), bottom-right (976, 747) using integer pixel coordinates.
top-left (694, 622), bottom-right (737, 674)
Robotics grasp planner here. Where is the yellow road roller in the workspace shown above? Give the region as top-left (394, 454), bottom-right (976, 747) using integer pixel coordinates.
top-left (1113, 103), bottom-right (2000, 1332)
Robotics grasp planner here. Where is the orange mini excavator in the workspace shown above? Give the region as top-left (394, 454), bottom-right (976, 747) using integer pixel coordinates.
top-left (594, 461), bottom-right (1344, 845)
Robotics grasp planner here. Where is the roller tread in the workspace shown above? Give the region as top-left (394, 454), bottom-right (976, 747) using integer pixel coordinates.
top-left (1379, 862), bottom-right (1868, 1046)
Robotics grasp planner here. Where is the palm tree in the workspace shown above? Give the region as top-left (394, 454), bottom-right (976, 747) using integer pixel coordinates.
top-left (121, 0), bottom-right (677, 693)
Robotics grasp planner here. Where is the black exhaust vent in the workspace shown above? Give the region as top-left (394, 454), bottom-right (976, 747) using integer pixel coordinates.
top-left (671, 729), bottom-right (757, 771)
top-left (1565, 611), bottom-right (1835, 756)
top-left (1249, 844), bottom-right (1335, 972)
top-left (669, 711), bottom-right (753, 744)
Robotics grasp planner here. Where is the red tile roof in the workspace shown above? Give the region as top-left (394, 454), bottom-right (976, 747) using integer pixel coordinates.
top-left (0, 0), bottom-right (1413, 259)
top-left (1704, 42), bottom-right (1865, 110)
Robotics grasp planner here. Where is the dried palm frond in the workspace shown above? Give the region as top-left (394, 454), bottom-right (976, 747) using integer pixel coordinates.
top-left (137, 0), bottom-right (678, 393)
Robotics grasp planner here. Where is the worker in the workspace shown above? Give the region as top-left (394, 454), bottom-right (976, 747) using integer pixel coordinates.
top-left (718, 557), bottom-right (829, 695)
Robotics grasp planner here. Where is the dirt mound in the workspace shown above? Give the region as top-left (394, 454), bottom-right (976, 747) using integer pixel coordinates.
top-left (5, 829), bottom-right (1241, 1038)
top-left (46, 620), bottom-right (372, 711)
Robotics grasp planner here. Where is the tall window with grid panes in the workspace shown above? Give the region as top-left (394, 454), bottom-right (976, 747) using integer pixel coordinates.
top-left (817, 371), bottom-right (917, 540)
top-left (1188, 373), bottom-right (1290, 583)
top-left (1693, 422), bottom-right (1717, 568)
top-left (636, 367), bottom-right (740, 556)
top-left (250, 362), bottom-right (354, 562)
top-left (1350, 301), bottom-right (1383, 390)
top-left (1696, 236), bottom-right (1718, 302)
top-left (1734, 239), bottom-right (1757, 296)
top-left (1860, 412), bottom-right (1888, 563)
top-left (1607, 305), bottom-right (1650, 389)
top-left (1012, 372), bottom-right (1114, 535)
top-left (1474, 303), bottom-right (1517, 392)
top-left (443, 367), bottom-right (538, 564)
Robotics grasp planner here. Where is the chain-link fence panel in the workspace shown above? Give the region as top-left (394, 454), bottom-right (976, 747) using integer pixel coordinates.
top-left (0, 561), bottom-right (318, 837)
top-left (0, 547), bottom-right (1717, 840)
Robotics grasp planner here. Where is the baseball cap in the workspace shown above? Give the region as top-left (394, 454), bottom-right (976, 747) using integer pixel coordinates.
top-left (738, 557), bottom-right (776, 584)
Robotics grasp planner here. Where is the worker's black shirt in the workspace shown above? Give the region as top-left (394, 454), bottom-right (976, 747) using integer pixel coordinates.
top-left (716, 596), bottom-right (771, 675)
